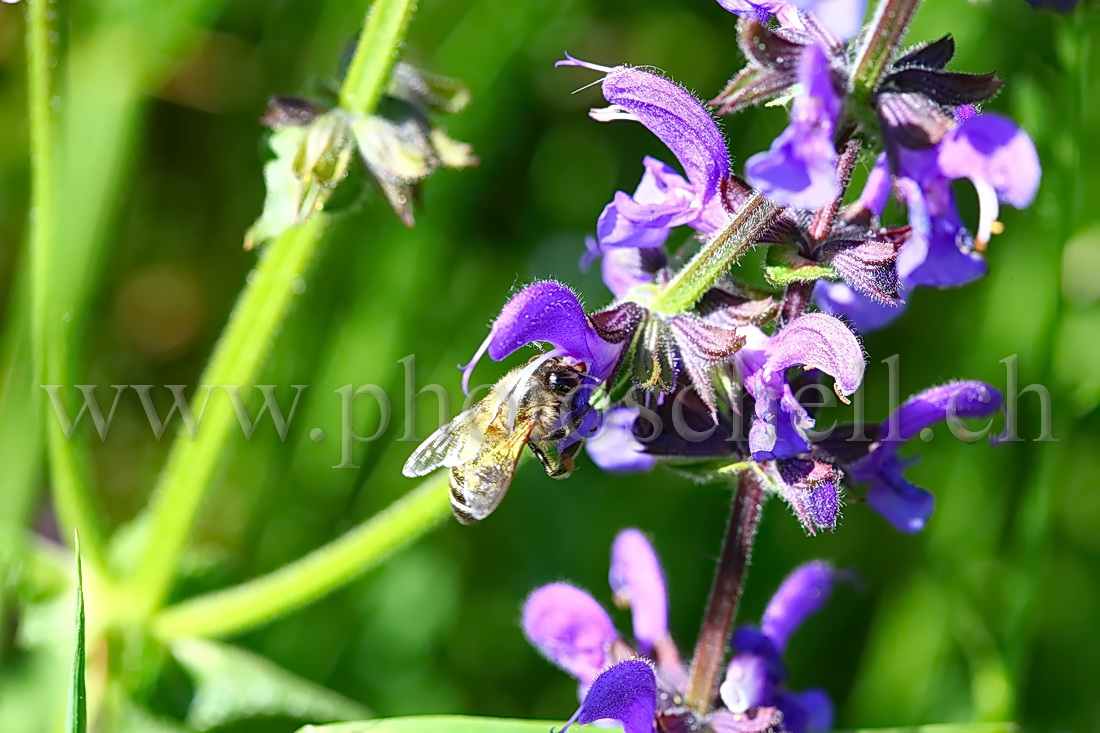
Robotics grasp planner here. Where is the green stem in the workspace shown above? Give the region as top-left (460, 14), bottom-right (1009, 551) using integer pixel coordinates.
top-left (850, 0), bottom-right (923, 99)
top-left (651, 192), bottom-right (781, 315)
top-left (26, 0), bottom-right (108, 572)
top-left (125, 0), bottom-right (421, 616)
top-left (339, 0), bottom-right (419, 115)
top-left (124, 216), bottom-right (327, 615)
top-left (152, 473), bottom-right (450, 640)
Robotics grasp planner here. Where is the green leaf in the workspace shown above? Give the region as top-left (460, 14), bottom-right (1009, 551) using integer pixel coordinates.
top-left (66, 532), bottom-right (86, 733)
top-left (844, 721), bottom-right (1016, 726)
top-left (764, 262), bottom-right (839, 286)
top-left (171, 637), bottom-right (369, 730)
top-left (297, 716), bottom-right (616, 733)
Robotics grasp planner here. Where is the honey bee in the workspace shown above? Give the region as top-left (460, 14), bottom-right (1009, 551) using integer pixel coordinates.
top-left (402, 357), bottom-right (590, 524)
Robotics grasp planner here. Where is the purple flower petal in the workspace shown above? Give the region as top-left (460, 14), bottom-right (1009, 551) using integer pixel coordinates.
top-left (745, 45), bottom-right (840, 209)
top-left (562, 659), bottom-right (657, 733)
top-left (937, 112), bottom-right (1041, 209)
top-left (879, 380), bottom-right (1003, 443)
top-left (609, 529), bottom-right (668, 652)
top-left (598, 68), bottom-right (730, 200)
top-left (772, 459), bottom-right (842, 535)
top-left (789, 0), bottom-right (866, 40)
top-left (863, 458), bottom-right (935, 533)
top-left (894, 178), bottom-right (987, 288)
top-left (761, 561), bottom-right (836, 652)
top-left (586, 407), bottom-right (658, 473)
top-left (715, 0), bottom-right (789, 22)
top-left (847, 381), bottom-right (1003, 532)
top-left (720, 652), bottom-right (772, 713)
top-left (775, 688), bottom-right (834, 733)
top-left (814, 281), bottom-right (906, 332)
top-left (708, 707), bottom-right (782, 733)
top-left (856, 154), bottom-right (892, 216)
top-left (523, 583), bottom-right (617, 686)
top-left (743, 314), bottom-right (864, 460)
top-left (461, 281), bottom-right (624, 392)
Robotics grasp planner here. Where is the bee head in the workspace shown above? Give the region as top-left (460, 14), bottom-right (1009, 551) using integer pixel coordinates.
top-left (543, 362), bottom-right (585, 396)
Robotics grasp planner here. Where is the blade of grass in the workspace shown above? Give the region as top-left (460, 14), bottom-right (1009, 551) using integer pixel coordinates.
top-left (67, 532), bottom-right (87, 733)
top-left (25, 0), bottom-right (109, 573)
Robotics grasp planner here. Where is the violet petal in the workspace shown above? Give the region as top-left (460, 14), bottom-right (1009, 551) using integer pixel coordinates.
top-left (761, 561), bottom-right (836, 652)
top-left (586, 407), bottom-right (658, 473)
top-left (523, 583), bottom-right (617, 686)
top-left (566, 659), bottom-right (657, 733)
top-left (609, 529), bottom-right (669, 651)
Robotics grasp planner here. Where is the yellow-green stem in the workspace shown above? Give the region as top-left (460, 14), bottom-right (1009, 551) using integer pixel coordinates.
top-left (153, 473), bottom-right (450, 640)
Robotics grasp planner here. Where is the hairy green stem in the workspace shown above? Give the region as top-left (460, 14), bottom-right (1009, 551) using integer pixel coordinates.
top-left (684, 471), bottom-right (765, 713)
top-left (152, 473), bottom-right (450, 640)
top-left (339, 0), bottom-right (419, 115)
top-left (651, 192), bottom-right (781, 315)
top-left (851, 0), bottom-right (923, 98)
top-left (26, 0), bottom-right (109, 572)
top-left (124, 217), bottom-right (326, 615)
top-left (125, 0), bottom-right (421, 616)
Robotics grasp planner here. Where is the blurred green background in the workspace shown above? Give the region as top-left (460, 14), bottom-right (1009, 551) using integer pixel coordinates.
top-left (1, 0), bottom-right (1098, 730)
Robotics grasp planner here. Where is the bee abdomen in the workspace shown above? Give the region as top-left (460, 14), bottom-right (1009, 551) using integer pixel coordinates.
top-left (449, 468), bottom-right (478, 525)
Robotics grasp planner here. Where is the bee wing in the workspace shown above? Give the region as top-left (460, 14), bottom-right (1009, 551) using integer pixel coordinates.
top-left (401, 407), bottom-right (483, 477)
top-left (449, 422), bottom-right (535, 524)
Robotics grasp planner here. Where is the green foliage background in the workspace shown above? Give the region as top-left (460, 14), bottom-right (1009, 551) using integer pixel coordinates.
top-left (0, 0), bottom-right (1098, 730)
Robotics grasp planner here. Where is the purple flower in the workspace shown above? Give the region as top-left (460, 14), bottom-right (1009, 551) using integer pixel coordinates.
top-left (586, 407), bottom-right (658, 473)
top-left (814, 280), bottom-right (905, 333)
top-left (738, 313), bottom-right (864, 461)
top-left (558, 57), bottom-right (731, 255)
top-left (523, 529), bottom-right (678, 733)
top-left (719, 562), bottom-right (839, 733)
top-left (745, 44), bottom-right (841, 209)
top-left (847, 381), bottom-right (1003, 532)
top-left (460, 281), bottom-right (625, 393)
top-left (559, 660), bottom-right (657, 733)
top-left (935, 113), bottom-right (1041, 248)
top-left (715, 0), bottom-right (865, 40)
top-left (582, 237), bottom-right (667, 300)
top-left (788, 0), bottom-right (866, 40)
top-left (817, 112), bottom-right (1041, 331)
top-left (767, 458), bottom-right (843, 535)
top-left (524, 583), bottom-right (617, 687)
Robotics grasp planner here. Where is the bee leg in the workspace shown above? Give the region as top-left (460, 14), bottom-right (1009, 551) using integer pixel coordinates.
top-left (528, 442), bottom-right (557, 476)
top-left (528, 441), bottom-right (578, 480)
top-left (542, 426), bottom-right (571, 442)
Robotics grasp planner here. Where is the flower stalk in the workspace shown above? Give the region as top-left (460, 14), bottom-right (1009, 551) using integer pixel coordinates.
top-left (651, 192), bottom-right (781, 316)
top-left (683, 470), bottom-right (766, 713)
top-left (123, 0), bottom-right (422, 617)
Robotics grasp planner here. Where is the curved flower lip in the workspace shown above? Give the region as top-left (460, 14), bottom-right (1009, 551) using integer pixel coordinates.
top-left (895, 184), bottom-right (987, 289)
top-left (936, 113), bottom-right (1041, 246)
top-left (742, 313), bottom-right (864, 460)
top-left (788, 0), bottom-right (866, 41)
top-left (559, 54), bottom-right (731, 242)
top-left (610, 529), bottom-right (668, 652)
top-left (745, 44), bottom-right (840, 209)
top-left (561, 659), bottom-right (657, 733)
top-left (848, 381), bottom-right (1003, 532)
top-left (523, 583), bottom-right (617, 686)
top-left (760, 561), bottom-right (835, 652)
top-left (459, 281), bottom-right (623, 394)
